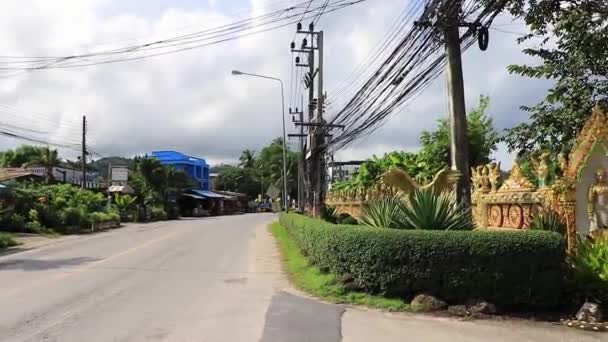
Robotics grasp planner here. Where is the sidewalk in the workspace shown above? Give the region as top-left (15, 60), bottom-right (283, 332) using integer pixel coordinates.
top-left (341, 308), bottom-right (604, 342)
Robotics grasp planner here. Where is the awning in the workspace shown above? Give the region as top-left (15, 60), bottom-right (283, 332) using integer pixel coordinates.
top-left (181, 193), bottom-right (206, 200)
top-left (189, 189), bottom-right (234, 199)
top-left (108, 184), bottom-right (135, 194)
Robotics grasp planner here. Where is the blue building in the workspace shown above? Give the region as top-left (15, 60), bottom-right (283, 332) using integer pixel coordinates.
top-left (151, 151), bottom-right (210, 190)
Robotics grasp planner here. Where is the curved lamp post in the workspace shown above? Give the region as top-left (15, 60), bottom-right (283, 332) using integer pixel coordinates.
top-left (231, 70), bottom-right (288, 211)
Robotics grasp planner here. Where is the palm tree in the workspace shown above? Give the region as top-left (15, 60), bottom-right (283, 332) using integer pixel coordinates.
top-left (239, 150), bottom-right (256, 169)
top-left (26, 147), bottom-right (60, 184)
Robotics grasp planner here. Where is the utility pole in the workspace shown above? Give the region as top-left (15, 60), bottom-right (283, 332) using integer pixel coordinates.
top-left (443, 0), bottom-right (471, 208)
top-left (292, 23), bottom-right (332, 217)
top-left (81, 115), bottom-right (87, 189)
top-left (312, 30), bottom-right (325, 217)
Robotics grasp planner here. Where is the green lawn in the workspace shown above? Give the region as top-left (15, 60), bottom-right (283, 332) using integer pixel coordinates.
top-left (0, 232), bottom-right (18, 249)
top-left (269, 222), bottom-right (409, 311)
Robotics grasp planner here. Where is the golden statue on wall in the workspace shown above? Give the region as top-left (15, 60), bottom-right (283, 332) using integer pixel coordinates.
top-left (488, 162), bottom-right (501, 192)
top-left (531, 151), bottom-right (551, 188)
top-left (588, 169), bottom-right (608, 233)
top-left (471, 165), bottom-right (491, 193)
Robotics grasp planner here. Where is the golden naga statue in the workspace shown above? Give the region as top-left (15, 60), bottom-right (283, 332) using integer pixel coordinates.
top-left (487, 162), bottom-right (501, 192)
top-left (380, 167), bottom-right (461, 194)
top-left (531, 151), bottom-right (551, 188)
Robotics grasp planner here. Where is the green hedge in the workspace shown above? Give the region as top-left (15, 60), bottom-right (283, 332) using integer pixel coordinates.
top-left (279, 213), bottom-right (566, 309)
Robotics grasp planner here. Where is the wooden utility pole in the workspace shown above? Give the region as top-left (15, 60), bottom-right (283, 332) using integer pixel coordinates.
top-left (81, 115), bottom-right (87, 189)
top-left (443, 1), bottom-right (471, 208)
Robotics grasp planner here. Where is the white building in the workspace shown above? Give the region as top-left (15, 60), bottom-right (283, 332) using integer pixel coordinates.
top-left (28, 166), bottom-right (101, 188)
top-left (326, 161), bottom-right (365, 190)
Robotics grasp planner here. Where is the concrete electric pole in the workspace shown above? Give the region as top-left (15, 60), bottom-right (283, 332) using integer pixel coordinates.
top-left (81, 115), bottom-right (87, 189)
top-left (443, 1), bottom-right (471, 208)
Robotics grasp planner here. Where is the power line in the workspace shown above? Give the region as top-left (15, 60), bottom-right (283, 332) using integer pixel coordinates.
top-left (0, 0), bottom-right (364, 75)
top-left (324, 0), bottom-right (509, 149)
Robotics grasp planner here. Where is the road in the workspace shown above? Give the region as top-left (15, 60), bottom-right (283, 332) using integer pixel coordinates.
top-left (0, 214), bottom-right (603, 341)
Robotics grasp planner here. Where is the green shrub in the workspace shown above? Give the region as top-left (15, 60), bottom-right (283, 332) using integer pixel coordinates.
top-left (151, 207), bottom-right (167, 221)
top-left (360, 197), bottom-right (407, 229)
top-left (0, 232), bottom-right (17, 249)
top-left (337, 213), bottom-right (358, 225)
top-left (1, 213), bottom-right (27, 232)
top-left (61, 207), bottom-right (84, 227)
top-left (567, 235), bottom-right (608, 303)
top-left (279, 213), bottom-right (565, 309)
top-left (529, 211), bottom-right (566, 235)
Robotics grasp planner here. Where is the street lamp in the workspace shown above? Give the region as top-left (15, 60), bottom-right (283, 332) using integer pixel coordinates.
top-left (231, 69), bottom-right (288, 211)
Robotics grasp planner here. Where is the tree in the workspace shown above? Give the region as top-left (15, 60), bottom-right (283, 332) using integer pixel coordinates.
top-left (0, 145), bottom-right (47, 168)
top-left (214, 165), bottom-right (260, 198)
top-left (502, 0), bottom-right (608, 155)
top-left (25, 147), bottom-right (61, 183)
top-left (415, 95), bottom-right (499, 178)
top-left (214, 138), bottom-right (299, 200)
top-left (332, 96), bottom-right (498, 189)
top-left (238, 150), bottom-right (256, 168)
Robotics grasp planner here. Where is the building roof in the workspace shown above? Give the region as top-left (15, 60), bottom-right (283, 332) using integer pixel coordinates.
top-left (108, 184), bottom-right (135, 194)
top-left (0, 168), bottom-right (41, 182)
top-left (189, 189), bottom-right (234, 199)
top-left (151, 151), bottom-right (208, 166)
top-left (328, 160), bottom-right (366, 167)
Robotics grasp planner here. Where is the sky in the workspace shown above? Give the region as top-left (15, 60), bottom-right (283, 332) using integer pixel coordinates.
top-left (0, 0), bottom-right (552, 167)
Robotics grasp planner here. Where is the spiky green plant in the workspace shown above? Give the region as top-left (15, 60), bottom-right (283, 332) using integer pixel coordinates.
top-left (360, 196), bottom-right (408, 229)
top-left (529, 211), bottom-right (566, 235)
top-left (568, 235), bottom-right (608, 303)
top-left (321, 205), bottom-right (339, 224)
top-left (401, 188), bottom-right (474, 230)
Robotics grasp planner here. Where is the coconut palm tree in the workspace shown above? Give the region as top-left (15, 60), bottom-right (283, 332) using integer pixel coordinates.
top-left (239, 149), bottom-right (256, 169)
top-left (26, 147), bottom-right (60, 184)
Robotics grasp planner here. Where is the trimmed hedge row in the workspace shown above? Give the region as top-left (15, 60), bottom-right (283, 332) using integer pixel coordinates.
top-left (279, 213), bottom-right (566, 309)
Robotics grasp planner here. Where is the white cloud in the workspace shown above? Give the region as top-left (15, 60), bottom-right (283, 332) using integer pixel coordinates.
top-left (0, 0), bottom-right (550, 167)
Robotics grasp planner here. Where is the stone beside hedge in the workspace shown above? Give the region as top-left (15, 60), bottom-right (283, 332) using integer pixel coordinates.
top-left (279, 212), bottom-right (566, 309)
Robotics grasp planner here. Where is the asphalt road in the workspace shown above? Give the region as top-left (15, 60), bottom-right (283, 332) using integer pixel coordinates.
top-left (0, 214), bottom-right (603, 342)
top-left (0, 214), bottom-right (343, 342)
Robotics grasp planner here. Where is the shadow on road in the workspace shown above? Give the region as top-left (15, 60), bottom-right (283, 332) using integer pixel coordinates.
top-left (0, 257), bottom-right (100, 271)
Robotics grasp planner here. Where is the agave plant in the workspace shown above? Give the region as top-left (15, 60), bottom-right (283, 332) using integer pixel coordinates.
top-left (568, 235), bottom-right (608, 302)
top-left (529, 211), bottom-right (566, 235)
top-left (360, 196), bottom-right (408, 229)
top-left (400, 188), bottom-right (474, 230)
top-left (321, 205), bottom-right (339, 224)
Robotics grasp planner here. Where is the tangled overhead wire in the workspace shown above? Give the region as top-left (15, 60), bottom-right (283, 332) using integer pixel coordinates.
top-left (324, 0), bottom-right (508, 150)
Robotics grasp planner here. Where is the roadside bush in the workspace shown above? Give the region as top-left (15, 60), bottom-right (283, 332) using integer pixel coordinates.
top-left (279, 213), bottom-right (565, 309)
top-left (0, 213), bottom-right (27, 232)
top-left (61, 207), bottom-right (84, 227)
top-left (0, 232), bottom-right (17, 249)
top-left (151, 207), bottom-right (167, 221)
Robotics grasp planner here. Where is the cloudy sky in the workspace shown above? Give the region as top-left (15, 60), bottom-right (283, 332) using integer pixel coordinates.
top-left (0, 0), bottom-right (551, 166)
